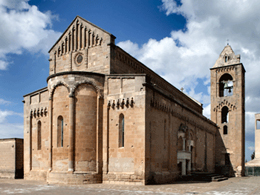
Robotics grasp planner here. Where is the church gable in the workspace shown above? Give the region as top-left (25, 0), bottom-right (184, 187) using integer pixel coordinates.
top-left (49, 16), bottom-right (113, 56)
top-left (213, 45), bottom-right (240, 68)
top-left (48, 16), bottom-right (116, 75)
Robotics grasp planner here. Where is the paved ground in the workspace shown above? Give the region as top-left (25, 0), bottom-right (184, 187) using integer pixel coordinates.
top-left (0, 177), bottom-right (260, 194)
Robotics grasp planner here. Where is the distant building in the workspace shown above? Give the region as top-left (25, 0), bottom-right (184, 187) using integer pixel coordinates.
top-left (245, 114), bottom-right (260, 176)
top-left (0, 138), bottom-right (23, 179)
top-left (23, 16), bottom-right (245, 185)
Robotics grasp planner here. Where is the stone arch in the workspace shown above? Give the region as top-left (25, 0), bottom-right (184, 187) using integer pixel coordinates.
top-left (219, 73), bottom-right (233, 97)
top-left (72, 80), bottom-right (102, 97)
top-left (49, 81), bottom-right (70, 99)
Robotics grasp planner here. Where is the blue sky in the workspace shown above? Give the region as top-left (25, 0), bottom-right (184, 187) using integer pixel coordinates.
top-left (0, 0), bottom-right (259, 161)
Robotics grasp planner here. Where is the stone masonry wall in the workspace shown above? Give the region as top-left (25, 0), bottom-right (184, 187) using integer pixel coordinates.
top-left (0, 139), bottom-right (24, 179)
top-left (23, 88), bottom-right (49, 180)
top-left (0, 139), bottom-right (16, 179)
top-left (74, 84), bottom-right (97, 172)
top-left (211, 63), bottom-right (245, 176)
top-left (102, 75), bottom-right (146, 185)
top-left (145, 86), bottom-right (217, 184)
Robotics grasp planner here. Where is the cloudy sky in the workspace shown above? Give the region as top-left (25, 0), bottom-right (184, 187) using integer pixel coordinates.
top-left (0, 0), bottom-right (258, 161)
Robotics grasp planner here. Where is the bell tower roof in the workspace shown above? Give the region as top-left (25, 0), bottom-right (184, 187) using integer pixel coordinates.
top-left (212, 44), bottom-right (241, 68)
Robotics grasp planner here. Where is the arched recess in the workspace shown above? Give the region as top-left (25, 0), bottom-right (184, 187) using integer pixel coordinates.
top-left (74, 83), bottom-right (97, 172)
top-left (49, 81), bottom-right (70, 100)
top-left (219, 73), bottom-right (233, 97)
top-left (52, 84), bottom-right (70, 171)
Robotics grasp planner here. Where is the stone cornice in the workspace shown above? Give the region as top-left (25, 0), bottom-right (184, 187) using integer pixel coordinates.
top-left (46, 71), bottom-right (105, 82)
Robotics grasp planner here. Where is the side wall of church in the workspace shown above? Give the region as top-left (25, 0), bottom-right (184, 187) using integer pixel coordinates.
top-left (110, 46), bottom-right (203, 115)
top-left (145, 86), bottom-right (217, 184)
top-left (102, 75), bottom-right (146, 185)
top-left (23, 88), bottom-right (49, 180)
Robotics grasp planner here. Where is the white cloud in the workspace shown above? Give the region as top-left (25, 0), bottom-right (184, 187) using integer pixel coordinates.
top-left (0, 109), bottom-right (22, 123)
top-left (203, 104), bottom-right (211, 119)
top-left (248, 146), bottom-right (255, 152)
top-left (117, 0), bottom-right (260, 160)
top-left (0, 107), bottom-right (23, 138)
top-left (0, 123), bottom-right (23, 138)
top-left (0, 98), bottom-right (11, 105)
top-left (118, 0), bottom-right (260, 111)
top-left (0, 0), bottom-right (61, 70)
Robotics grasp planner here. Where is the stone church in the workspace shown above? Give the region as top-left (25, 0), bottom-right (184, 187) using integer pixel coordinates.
top-left (23, 16), bottom-right (245, 185)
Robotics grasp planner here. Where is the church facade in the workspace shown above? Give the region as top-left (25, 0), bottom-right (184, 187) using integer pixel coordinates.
top-left (23, 16), bottom-right (244, 185)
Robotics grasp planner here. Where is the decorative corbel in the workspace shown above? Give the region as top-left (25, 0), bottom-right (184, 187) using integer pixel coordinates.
top-left (37, 108), bottom-right (40, 117)
top-left (130, 97), bottom-right (134, 107)
top-left (40, 108), bottom-right (44, 116)
top-left (116, 99), bottom-right (120, 109)
top-left (34, 109), bottom-right (37, 118)
top-left (121, 99), bottom-right (125, 108)
top-left (44, 107), bottom-right (48, 116)
top-left (126, 98), bottom-right (130, 108)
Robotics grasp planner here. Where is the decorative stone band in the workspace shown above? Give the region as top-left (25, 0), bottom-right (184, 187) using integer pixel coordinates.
top-left (30, 107), bottom-right (48, 118)
top-left (213, 99), bottom-right (237, 112)
top-left (107, 97), bottom-right (134, 109)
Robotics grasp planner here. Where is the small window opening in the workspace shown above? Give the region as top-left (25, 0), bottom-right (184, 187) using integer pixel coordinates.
top-left (223, 125), bottom-right (228, 134)
top-left (57, 116), bottom-right (64, 147)
top-left (225, 56), bottom-right (228, 62)
top-left (221, 106), bottom-right (229, 123)
top-left (119, 114), bottom-right (125, 147)
top-left (257, 120), bottom-right (260, 129)
top-left (37, 121), bottom-right (41, 150)
top-left (219, 73), bottom-right (233, 97)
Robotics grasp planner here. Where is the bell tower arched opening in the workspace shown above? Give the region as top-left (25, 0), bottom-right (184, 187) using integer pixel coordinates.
top-left (219, 73), bottom-right (233, 97)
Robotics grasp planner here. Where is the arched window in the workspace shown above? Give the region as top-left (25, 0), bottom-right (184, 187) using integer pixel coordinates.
top-left (119, 114), bottom-right (125, 147)
top-left (219, 73), bottom-right (233, 97)
top-left (37, 121), bottom-right (41, 150)
top-left (57, 116), bottom-right (64, 147)
top-left (223, 125), bottom-right (228, 134)
top-left (221, 106), bottom-right (229, 123)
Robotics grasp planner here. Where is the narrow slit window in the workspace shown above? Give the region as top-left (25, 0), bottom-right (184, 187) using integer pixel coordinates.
top-left (223, 125), bottom-right (228, 134)
top-left (119, 114), bottom-right (125, 147)
top-left (57, 116), bottom-right (64, 147)
top-left (225, 56), bottom-right (228, 62)
top-left (37, 121), bottom-right (41, 150)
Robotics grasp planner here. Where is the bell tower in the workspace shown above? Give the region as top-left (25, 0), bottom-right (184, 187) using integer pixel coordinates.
top-left (210, 45), bottom-right (245, 177)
